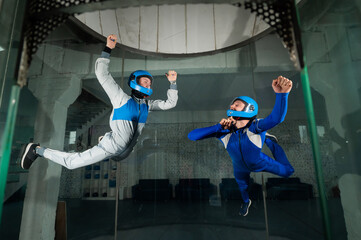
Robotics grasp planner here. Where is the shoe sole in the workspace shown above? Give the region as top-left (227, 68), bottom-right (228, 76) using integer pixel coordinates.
top-left (239, 199), bottom-right (252, 216)
top-left (20, 143), bottom-right (34, 169)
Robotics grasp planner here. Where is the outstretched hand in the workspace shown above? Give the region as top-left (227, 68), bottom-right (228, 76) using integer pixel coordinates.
top-left (106, 34), bottom-right (117, 49)
top-left (272, 76), bottom-right (293, 93)
top-left (220, 117), bottom-right (236, 130)
top-left (165, 70), bottom-right (177, 82)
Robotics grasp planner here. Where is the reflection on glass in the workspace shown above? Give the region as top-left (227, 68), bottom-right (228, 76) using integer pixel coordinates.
top-left (2, 1), bottom-right (361, 240)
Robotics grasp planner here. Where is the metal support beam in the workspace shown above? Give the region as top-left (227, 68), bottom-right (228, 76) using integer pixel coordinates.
top-left (46, 0), bottom-right (241, 15)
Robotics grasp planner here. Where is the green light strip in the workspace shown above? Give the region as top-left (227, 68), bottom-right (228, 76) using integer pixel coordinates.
top-left (0, 85), bottom-right (21, 223)
top-left (300, 65), bottom-right (332, 240)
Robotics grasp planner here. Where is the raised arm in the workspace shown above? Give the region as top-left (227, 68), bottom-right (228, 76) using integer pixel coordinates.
top-left (188, 120), bottom-right (232, 141)
top-left (255, 76), bottom-right (292, 132)
top-left (148, 70), bottom-right (178, 111)
top-left (95, 35), bottom-right (128, 107)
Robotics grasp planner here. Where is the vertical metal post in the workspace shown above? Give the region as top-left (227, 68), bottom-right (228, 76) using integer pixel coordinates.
top-left (291, 1), bottom-right (331, 238)
top-left (300, 65), bottom-right (332, 240)
top-left (292, 0), bottom-right (332, 238)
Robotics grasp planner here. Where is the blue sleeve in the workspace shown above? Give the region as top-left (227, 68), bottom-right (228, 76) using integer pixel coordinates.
top-left (100, 51), bottom-right (110, 58)
top-left (188, 123), bottom-right (229, 141)
top-left (254, 92), bottom-right (289, 132)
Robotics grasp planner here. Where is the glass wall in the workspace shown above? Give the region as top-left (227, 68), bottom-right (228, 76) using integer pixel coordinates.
top-left (57, 35), bottom-right (336, 239)
top-left (0, 0), bottom-right (19, 136)
top-left (2, 0), bottom-right (360, 240)
top-left (300, 0), bottom-right (361, 239)
top-left (0, 0), bottom-right (38, 239)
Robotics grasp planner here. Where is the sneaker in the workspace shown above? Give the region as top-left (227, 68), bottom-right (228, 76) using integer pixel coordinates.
top-left (98, 136), bottom-right (104, 143)
top-left (265, 132), bottom-right (278, 143)
top-left (20, 143), bottom-right (40, 170)
top-left (239, 199), bottom-right (252, 216)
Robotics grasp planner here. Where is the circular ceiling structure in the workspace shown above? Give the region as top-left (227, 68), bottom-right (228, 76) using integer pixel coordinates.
top-left (74, 3), bottom-right (282, 55)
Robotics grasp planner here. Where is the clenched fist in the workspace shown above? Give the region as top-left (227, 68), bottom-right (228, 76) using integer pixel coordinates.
top-left (106, 34), bottom-right (117, 49)
top-left (220, 117), bottom-right (236, 130)
top-left (166, 70), bottom-right (177, 82)
top-left (272, 76), bottom-right (293, 93)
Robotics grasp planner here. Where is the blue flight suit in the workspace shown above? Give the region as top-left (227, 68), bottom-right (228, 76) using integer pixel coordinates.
top-left (188, 93), bottom-right (294, 203)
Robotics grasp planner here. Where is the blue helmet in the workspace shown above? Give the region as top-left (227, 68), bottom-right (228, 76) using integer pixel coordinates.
top-left (227, 96), bottom-right (258, 119)
top-left (128, 70), bottom-right (153, 96)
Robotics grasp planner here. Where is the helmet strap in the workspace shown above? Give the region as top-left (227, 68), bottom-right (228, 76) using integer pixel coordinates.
top-left (233, 116), bottom-right (255, 121)
top-left (131, 89), bottom-right (147, 99)
top-left (245, 117), bottom-right (256, 128)
top-left (232, 116), bottom-right (255, 127)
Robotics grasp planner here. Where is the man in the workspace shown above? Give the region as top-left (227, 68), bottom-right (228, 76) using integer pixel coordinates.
top-left (188, 76), bottom-right (294, 216)
top-left (21, 34), bottom-right (178, 170)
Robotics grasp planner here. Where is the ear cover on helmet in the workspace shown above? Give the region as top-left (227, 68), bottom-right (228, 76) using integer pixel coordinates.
top-left (227, 96), bottom-right (258, 119)
top-left (128, 70), bottom-right (153, 96)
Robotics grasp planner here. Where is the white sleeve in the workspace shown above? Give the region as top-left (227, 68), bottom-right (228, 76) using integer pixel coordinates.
top-left (95, 58), bottom-right (128, 107)
top-left (148, 89), bottom-right (178, 111)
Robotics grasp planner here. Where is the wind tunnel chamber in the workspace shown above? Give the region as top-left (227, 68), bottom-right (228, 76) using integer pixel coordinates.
top-left (1, 0), bottom-right (360, 240)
